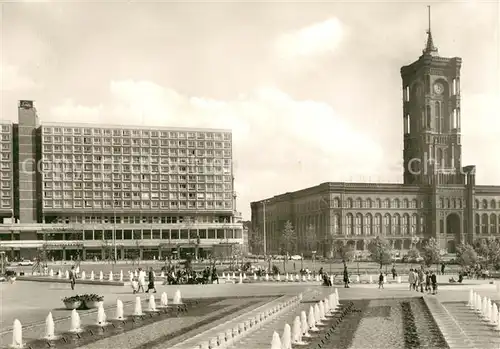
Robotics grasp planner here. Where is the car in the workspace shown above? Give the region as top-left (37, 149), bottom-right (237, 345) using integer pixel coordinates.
top-left (290, 255), bottom-right (303, 260)
top-left (18, 260), bottom-right (34, 266)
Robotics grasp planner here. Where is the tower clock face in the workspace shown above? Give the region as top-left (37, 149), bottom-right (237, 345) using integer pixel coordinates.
top-left (433, 83), bottom-right (444, 95)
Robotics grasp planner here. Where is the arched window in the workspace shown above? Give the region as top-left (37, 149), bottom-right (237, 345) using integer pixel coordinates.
top-left (333, 198), bottom-right (340, 208)
top-left (419, 215), bottom-right (425, 234)
top-left (482, 199), bottom-right (488, 209)
top-left (355, 198), bottom-right (362, 208)
top-left (347, 198), bottom-right (353, 208)
top-left (383, 199), bottom-right (390, 208)
top-left (445, 198), bottom-right (450, 208)
top-left (491, 200), bottom-right (496, 209)
top-left (490, 214), bottom-right (497, 234)
top-left (426, 105), bottom-right (431, 128)
top-left (333, 214), bottom-right (341, 235)
top-left (402, 214), bottom-right (410, 235)
top-left (475, 199), bottom-right (480, 209)
top-left (481, 213), bottom-right (488, 234)
top-left (375, 198), bottom-right (381, 208)
top-left (451, 199), bottom-right (456, 208)
top-left (437, 148), bottom-right (443, 167)
top-left (475, 214), bottom-right (480, 234)
top-left (435, 101), bottom-right (441, 132)
top-left (393, 214), bottom-right (400, 234)
top-left (374, 214), bottom-right (381, 235)
top-left (365, 214), bottom-right (373, 235)
top-left (440, 198), bottom-right (444, 208)
top-left (402, 199), bottom-right (409, 208)
top-left (394, 199), bottom-right (400, 209)
top-left (366, 198), bottom-right (372, 208)
top-left (346, 214), bottom-right (353, 235)
top-left (355, 213), bottom-right (362, 235)
top-left (384, 214), bottom-right (391, 235)
top-left (411, 214), bottom-right (418, 235)
top-left (457, 199), bottom-right (462, 208)
top-left (411, 199), bottom-right (417, 208)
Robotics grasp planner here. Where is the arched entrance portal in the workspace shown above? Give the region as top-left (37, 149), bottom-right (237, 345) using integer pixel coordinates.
top-left (446, 213), bottom-right (461, 245)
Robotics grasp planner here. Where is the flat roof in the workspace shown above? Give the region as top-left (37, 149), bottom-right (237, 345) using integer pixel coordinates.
top-left (40, 121), bottom-right (232, 133)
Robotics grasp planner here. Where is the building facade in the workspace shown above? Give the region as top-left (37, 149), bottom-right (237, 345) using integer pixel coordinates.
top-left (0, 101), bottom-right (243, 261)
top-left (250, 20), bottom-right (500, 257)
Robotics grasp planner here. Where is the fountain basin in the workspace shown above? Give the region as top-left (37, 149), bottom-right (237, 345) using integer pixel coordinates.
top-left (64, 301), bottom-right (82, 310)
top-left (84, 300), bottom-right (101, 309)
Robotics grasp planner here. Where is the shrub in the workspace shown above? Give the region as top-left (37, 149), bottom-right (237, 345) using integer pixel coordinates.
top-left (272, 265), bottom-right (280, 275)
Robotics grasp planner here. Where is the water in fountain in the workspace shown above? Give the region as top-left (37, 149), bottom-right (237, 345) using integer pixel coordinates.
top-left (319, 301), bottom-right (327, 320)
top-left (97, 303), bottom-right (107, 326)
top-left (44, 312), bottom-right (56, 340)
top-left (81, 271), bottom-right (86, 280)
top-left (109, 271), bottom-right (114, 281)
top-left (270, 331), bottom-right (282, 349)
top-left (467, 290), bottom-right (474, 308)
top-left (173, 289), bottom-right (182, 304)
top-left (243, 273), bottom-right (246, 279)
top-left (148, 294), bottom-right (157, 311)
top-left (492, 303), bottom-right (499, 325)
top-left (11, 319), bottom-right (23, 348)
top-left (314, 304), bottom-right (324, 326)
top-left (160, 271), bottom-right (165, 278)
top-left (49, 269), bottom-right (54, 277)
top-left (301, 310), bottom-right (310, 337)
top-left (265, 273), bottom-right (269, 281)
top-left (476, 294), bottom-right (482, 313)
top-left (90, 271), bottom-right (95, 280)
top-left (134, 270), bottom-right (138, 277)
top-left (232, 272), bottom-right (236, 279)
top-left (253, 273), bottom-right (257, 280)
top-left (496, 309), bottom-right (500, 331)
top-left (335, 288), bottom-right (339, 303)
top-left (69, 309), bottom-right (82, 333)
top-left (486, 299), bottom-right (493, 322)
top-left (324, 298), bottom-right (330, 315)
top-left (129, 273), bottom-right (133, 283)
top-left (134, 296), bottom-right (143, 316)
top-left (482, 296), bottom-right (488, 318)
top-left (239, 274), bottom-right (243, 284)
top-left (115, 299), bottom-right (125, 320)
top-left (120, 270), bottom-right (123, 281)
top-left (99, 271), bottom-right (104, 280)
top-left (308, 306), bottom-right (319, 332)
top-left (281, 323), bottom-right (292, 349)
top-left (160, 292), bottom-right (168, 307)
top-left (292, 315), bottom-right (306, 345)
top-left (65, 270), bottom-right (69, 279)
top-left (277, 273), bottom-right (281, 281)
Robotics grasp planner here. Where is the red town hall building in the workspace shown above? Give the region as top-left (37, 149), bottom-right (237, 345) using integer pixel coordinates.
top-left (251, 15), bottom-right (500, 257)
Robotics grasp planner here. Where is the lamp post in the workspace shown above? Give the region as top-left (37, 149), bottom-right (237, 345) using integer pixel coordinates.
top-left (262, 200), bottom-right (267, 257)
top-left (113, 201), bottom-right (117, 263)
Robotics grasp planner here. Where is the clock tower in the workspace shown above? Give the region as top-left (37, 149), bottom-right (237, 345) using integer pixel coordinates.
top-left (401, 7), bottom-right (463, 186)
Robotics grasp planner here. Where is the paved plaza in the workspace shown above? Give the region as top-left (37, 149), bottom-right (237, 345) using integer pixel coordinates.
top-left (1, 277), bottom-right (499, 349)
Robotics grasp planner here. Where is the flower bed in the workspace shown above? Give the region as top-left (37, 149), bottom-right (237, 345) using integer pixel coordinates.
top-left (62, 294), bottom-right (104, 310)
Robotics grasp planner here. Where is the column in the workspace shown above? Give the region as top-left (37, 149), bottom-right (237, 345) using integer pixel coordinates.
top-left (139, 248), bottom-right (143, 260)
top-left (82, 248), bottom-right (87, 260)
top-left (62, 248), bottom-right (67, 261)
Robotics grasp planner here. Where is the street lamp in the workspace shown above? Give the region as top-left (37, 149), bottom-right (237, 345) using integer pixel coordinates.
top-left (113, 201), bottom-right (117, 263)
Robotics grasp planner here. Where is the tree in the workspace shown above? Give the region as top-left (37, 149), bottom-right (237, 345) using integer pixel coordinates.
top-left (334, 243), bottom-right (355, 263)
top-left (456, 243), bottom-right (477, 268)
top-left (367, 236), bottom-right (393, 269)
top-left (280, 220), bottom-right (297, 256)
top-left (323, 232), bottom-right (335, 258)
top-left (422, 237), bottom-right (441, 268)
top-left (406, 247), bottom-right (421, 262)
top-left (248, 228), bottom-right (264, 255)
top-left (474, 238), bottom-right (500, 269)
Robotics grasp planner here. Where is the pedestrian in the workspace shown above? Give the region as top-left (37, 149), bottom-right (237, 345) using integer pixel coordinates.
top-left (418, 269), bottom-right (425, 293)
top-left (391, 265), bottom-right (397, 280)
top-left (211, 267), bottom-right (219, 284)
top-left (378, 271), bottom-right (384, 289)
top-left (146, 267), bottom-right (157, 293)
top-left (440, 263), bottom-right (445, 275)
top-left (408, 268), bottom-right (414, 291)
top-left (69, 266), bottom-right (76, 290)
top-left (343, 266), bottom-right (350, 288)
top-left (137, 268), bottom-right (145, 293)
top-left (425, 271), bottom-right (431, 293)
top-left (431, 271), bottom-right (437, 294)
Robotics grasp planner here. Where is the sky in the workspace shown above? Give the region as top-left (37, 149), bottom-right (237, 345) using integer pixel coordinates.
top-left (0, 0), bottom-right (499, 220)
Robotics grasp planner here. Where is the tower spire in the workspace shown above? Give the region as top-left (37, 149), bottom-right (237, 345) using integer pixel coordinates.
top-left (423, 5), bottom-right (438, 55)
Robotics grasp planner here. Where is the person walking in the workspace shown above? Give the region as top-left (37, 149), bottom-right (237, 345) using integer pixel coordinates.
top-left (137, 268), bottom-right (146, 293)
top-left (378, 271), bottom-right (384, 289)
top-left (408, 268), bottom-right (415, 291)
top-left (69, 266), bottom-right (76, 290)
top-left (391, 265), bottom-right (397, 280)
top-left (343, 266), bottom-right (350, 288)
top-left (146, 267), bottom-right (157, 293)
top-left (431, 271), bottom-right (438, 295)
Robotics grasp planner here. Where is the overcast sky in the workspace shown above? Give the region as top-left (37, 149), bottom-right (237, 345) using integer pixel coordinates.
top-left (1, 1), bottom-right (499, 219)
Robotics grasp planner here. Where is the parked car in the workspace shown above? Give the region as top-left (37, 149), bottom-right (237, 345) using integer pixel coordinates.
top-left (290, 255), bottom-right (303, 260)
top-left (18, 260), bottom-right (34, 266)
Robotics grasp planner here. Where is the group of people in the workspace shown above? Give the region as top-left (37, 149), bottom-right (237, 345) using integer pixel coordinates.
top-left (131, 267), bottom-right (157, 293)
top-left (406, 268), bottom-right (438, 294)
top-left (161, 265), bottom-right (219, 285)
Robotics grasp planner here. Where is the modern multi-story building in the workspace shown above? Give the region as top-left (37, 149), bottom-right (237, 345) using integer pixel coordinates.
top-left (0, 100), bottom-right (244, 261)
top-left (250, 16), bottom-right (500, 257)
